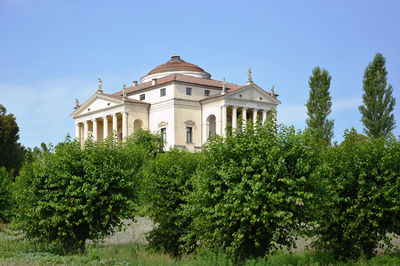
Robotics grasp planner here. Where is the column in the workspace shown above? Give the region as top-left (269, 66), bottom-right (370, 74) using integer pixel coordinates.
top-left (122, 112), bottom-right (128, 140)
top-left (253, 109), bottom-right (258, 125)
top-left (92, 119), bottom-right (98, 141)
top-left (112, 113), bottom-right (117, 139)
top-left (232, 106), bottom-right (237, 130)
top-left (83, 121), bottom-right (89, 141)
top-left (262, 110), bottom-right (267, 124)
top-left (75, 123), bottom-right (80, 140)
top-left (221, 105), bottom-right (227, 137)
top-left (103, 116), bottom-right (108, 140)
top-left (242, 108), bottom-right (247, 128)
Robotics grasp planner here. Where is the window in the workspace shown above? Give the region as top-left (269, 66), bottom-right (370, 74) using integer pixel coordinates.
top-left (186, 127), bottom-right (193, 143)
top-left (161, 128), bottom-right (166, 143)
top-left (160, 88), bottom-right (166, 97)
top-left (186, 87), bottom-right (192, 95)
top-left (140, 94), bottom-right (145, 100)
top-left (204, 90), bottom-right (210, 96)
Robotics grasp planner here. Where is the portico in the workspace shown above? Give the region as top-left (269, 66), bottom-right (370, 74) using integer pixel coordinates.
top-left (75, 111), bottom-right (129, 143)
top-left (201, 82), bottom-right (279, 144)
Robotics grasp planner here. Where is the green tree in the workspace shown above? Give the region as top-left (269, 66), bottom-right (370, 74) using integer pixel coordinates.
top-left (15, 137), bottom-right (145, 253)
top-left (0, 167), bottom-right (13, 222)
top-left (306, 67), bottom-right (334, 145)
top-left (0, 104), bottom-right (25, 175)
top-left (314, 129), bottom-right (400, 260)
top-left (125, 129), bottom-right (164, 157)
top-left (359, 53), bottom-right (396, 139)
top-left (142, 149), bottom-right (200, 257)
top-left (185, 120), bottom-right (319, 260)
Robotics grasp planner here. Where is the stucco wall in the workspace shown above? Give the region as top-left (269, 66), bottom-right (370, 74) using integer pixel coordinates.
top-left (174, 100), bottom-right (202, 151)
top-left (201, 101), bottom-right (223, 144)
top-left (127, 105), bottom-right (149, 136)
top-left (149, 100), bottom-right (175, 148)
top-left (130, 84), bottom-right (175, 104)
top-left (174, 83), bottom-right (219, 101)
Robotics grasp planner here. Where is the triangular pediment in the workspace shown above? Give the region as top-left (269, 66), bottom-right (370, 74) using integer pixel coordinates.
top-left (227, 84), bottom-right (281, 105)
top-left (70, 93), bottom-right (122, 118)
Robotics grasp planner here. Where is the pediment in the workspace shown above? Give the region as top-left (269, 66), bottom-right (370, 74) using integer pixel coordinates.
top-left (158, 121), bottom-right (168, 128)
top-left (184, 120), bottom-right (196, 127)
top-left (227, 84), bottom-right (281, 105)
top-left (71, 94), bottom-right (122, 117)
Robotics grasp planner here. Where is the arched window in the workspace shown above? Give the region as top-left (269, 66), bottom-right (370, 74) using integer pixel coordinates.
top-left (207, 114), bottom-right (216, 138)
top-left (133, 119), bottom-right (143, 132)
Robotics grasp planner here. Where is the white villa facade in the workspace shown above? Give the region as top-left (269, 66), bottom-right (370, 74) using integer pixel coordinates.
top-left (70, 55), bottom-right (280, 151)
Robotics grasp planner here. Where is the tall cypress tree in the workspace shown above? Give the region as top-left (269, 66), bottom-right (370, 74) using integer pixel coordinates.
top-left (306, 66), bottom-right (334, 145)
top-left (359, 53), bottom-right (396, 139)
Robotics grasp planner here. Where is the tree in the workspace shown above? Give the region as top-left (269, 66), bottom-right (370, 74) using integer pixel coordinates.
top-left (15, 137), bottom-right (145, 253)
top-left (185, 120), bottom-right (319, 260)
top-left (314, 129), bottom-right (400, 260)
top-left (142, 149), bottom-right (200, 257)
top-left (306, 67), bottom-right (334, 145)
top-left (0, 167), bottom-right (13, 222)
top-left (0, 104), bottom-right (25, 175)
top-left (359, 53), bottom-right (396, 139)
top-left (125, 128), bottom-right (164, 158)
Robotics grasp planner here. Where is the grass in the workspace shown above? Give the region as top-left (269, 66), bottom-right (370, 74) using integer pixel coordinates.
top-left (1, 224), bottom-right (400, 265)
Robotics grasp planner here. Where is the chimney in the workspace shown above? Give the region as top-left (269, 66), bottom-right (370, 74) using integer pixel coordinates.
top-left (152, 78), bottom-right (157, 85)
top-left (133, 80), bottom-right (137, 87)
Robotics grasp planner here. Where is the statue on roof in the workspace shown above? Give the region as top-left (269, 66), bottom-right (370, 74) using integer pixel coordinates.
top-left (122, 84), bottom-right (127, 100)
top-left (222, 78), bottom-right (226, 95)
top-left (248, 68), bottom-right (253, 84)
top-left (75, 98), bottom-right (80, 109)
top-left (271, 85), bottom-right (275, 98)
top-left (97, 78), bottom-right (103, 94)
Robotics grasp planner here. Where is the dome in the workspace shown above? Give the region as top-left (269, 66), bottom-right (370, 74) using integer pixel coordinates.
top-left (140, 55), bottom-right (211, 83)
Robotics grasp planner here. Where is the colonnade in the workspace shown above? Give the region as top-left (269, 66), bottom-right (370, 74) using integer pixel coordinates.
top-left (221, 105), bottom-right (269, 137)
top-left (75, 111), bottom-right (128, 142)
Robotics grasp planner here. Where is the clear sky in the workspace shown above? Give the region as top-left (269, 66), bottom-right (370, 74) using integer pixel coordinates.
top-left (1, 0), bottom-right (399, 148)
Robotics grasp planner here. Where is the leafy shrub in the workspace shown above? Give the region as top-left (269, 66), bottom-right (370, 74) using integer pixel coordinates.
top-left (0, 167), bottom-right (13, 222)
top-left (125, 129), bottom-right (164, 157)
top-left (14, 137), bottom-right (145, 253)
top-left (142, 149), bottom-right (200, 256)
top-left (185, 121), bottom-right (319, 259)
top-left (314, 129), bottom-right (400, 259)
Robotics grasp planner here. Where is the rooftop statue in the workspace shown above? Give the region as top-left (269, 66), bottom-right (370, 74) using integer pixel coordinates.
top-left (248, 68), bottom-right (253, 84)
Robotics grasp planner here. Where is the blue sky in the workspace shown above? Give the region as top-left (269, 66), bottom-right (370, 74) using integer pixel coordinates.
top-left (1, 0), bottom-right (399, 148)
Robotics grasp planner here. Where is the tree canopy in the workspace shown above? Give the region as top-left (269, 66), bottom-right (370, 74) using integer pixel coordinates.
top-left (0, 104), bottom-right (25, 175)
top-left (359, 53), bottom-right (396, 139)
top-left (306, 67), bottom-right (334, 145)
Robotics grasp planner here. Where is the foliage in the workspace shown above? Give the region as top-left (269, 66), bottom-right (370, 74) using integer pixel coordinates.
top-left (359, 53), bottom-right (396, 139)
top-left (142, 149), bottom-right (200, 257)
top-left (0, 167), bottom-right (13, 222)
top-left (3, 224), bottom-right (400, 265)
top-left (339, 129), bottom-right (367, 146)
top-left (14, 137), bottom-right (145, 253)
top-left (306, 66), bottom-right (334, 145)
top-left (185, 120), bottom-right (319, 259)
top-left (125, 129), bottom-right (164, 157)
top-left (313, 128), bottom-right (400, 260)
top-left (0, 104), bottom-right (25, 175)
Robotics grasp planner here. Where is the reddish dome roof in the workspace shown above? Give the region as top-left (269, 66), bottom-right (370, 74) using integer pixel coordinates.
top-left (146, 55), bottom-right (209, 76)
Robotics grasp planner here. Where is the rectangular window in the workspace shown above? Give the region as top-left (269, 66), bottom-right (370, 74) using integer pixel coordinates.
top-left (186, 87), bottom-right (192, 96)
top-left (160, 88), bottom-right (166, 97)
top-left (186, 127), bottom-right (192, 143)
top-left (161, 128), bottom-right (166, 143)
top-left (204, 90), bottom-right (210, 96)
top-left (140, 94), bottom-right (145, 100)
